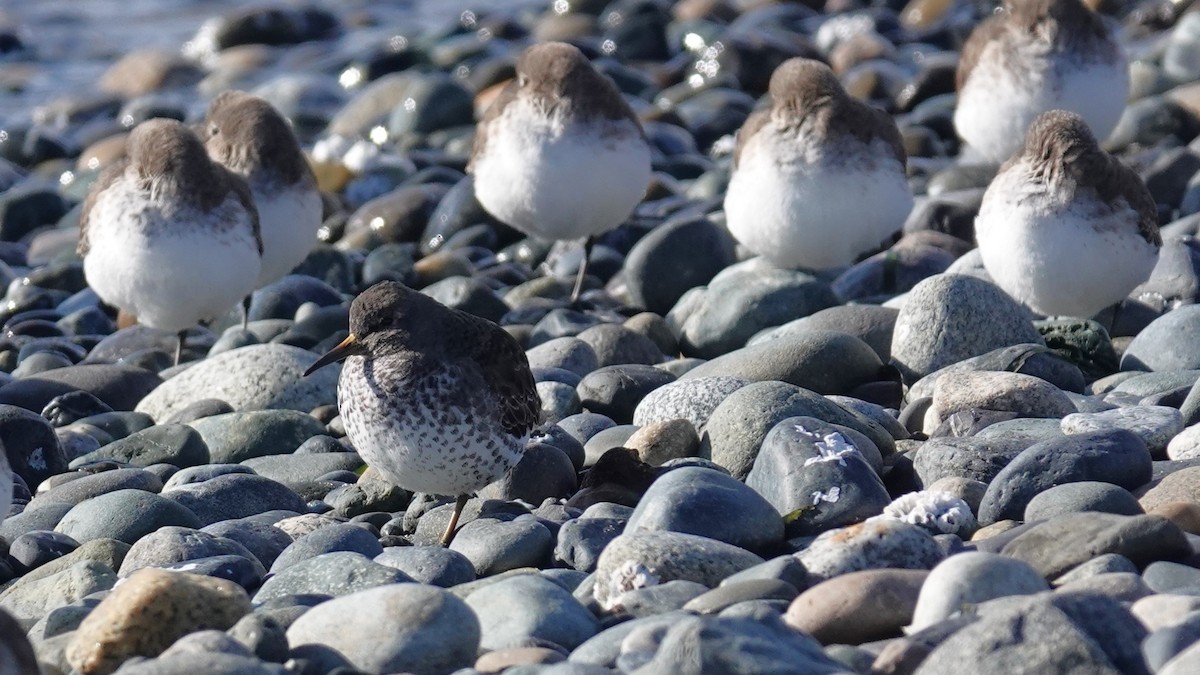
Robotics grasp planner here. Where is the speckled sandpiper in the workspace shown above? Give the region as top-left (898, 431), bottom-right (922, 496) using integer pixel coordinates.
top-left (303, 280), bottom-right (542, 545)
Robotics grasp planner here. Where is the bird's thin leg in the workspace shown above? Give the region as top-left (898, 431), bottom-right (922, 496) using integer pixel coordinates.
top-left (174, 329), bottom-right (187, 366)
top-left (570, 236), bottom-right (595, 303)
top-left (241, 295), bottom-right (251, 331)
top-left (440, 494), bottom-right (470, 546)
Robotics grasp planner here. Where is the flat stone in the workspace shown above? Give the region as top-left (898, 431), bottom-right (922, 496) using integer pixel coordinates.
top-left (679, 331), bottom-right (883, 395)
top-left (55, 489), bottom-right (201, 545)
top-left (978, 429), bottom-right (1153, 524)
top-left (626, 467), bottom-right (783, 551)
top-left (1001, 512), bottom-right (1191, 578)
top-left (188, 410), bottom-right (327, 464)
top-left (253, 551), bottom-right (413, 604)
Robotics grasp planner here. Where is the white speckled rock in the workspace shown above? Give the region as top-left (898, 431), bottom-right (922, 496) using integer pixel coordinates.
top-left (632, 376), bottom-right (750, 431)
top-left (925, 371), bottom-right (1076, 431)
top-left (1167, 424), bottom-right (1200, 460)
top-left (796, 519), bottom-right (943, 583)
top-left (1061, 406), bottom-right (1184, 456)
top-left (592, 532), bottom-right (763, 611)
top-left (136, 344), bottom-right (341, 420)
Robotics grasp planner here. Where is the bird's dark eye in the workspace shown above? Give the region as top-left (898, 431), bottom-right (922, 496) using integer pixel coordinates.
top-left (518, 75), bottom-right (528, 87)
top-left (209, 124), bottom-right (219, 136)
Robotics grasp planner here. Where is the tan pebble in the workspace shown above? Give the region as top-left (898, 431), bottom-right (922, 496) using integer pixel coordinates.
top-left (1132, 593), bottom-right (1200, 631)
top-left (66, 568), bottom-right (250, 675)
top-left (1140, 467), bottom-right (1200, 512)
top-left (75, 133), bottom-right (129, 173)
top-left (1149, 501), bottom-right (1200, 535)
top-left (971, 519), bottom-right (1022, 541)
top-left (785, 568), bottom-right (927, 645)
top-left (98, 48), bottom-right (201, 97)
top-left (625, 419), bottom-right (699, 466)
top-left (475, 646), bottom-right (565, 673)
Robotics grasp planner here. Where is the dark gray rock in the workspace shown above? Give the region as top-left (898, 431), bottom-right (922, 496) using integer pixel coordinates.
top-left (680, 331), bottom-right (884, 395)
top-left (54, 489), bottom-right (201, 544)
top-left (1001, 512), bottom-right (1191, 578)
top-left (747, 417), bottom-right (889, 535)
top-left (626, 467), bottom-right (783, 551)
top-left (1122, 305), bottom-right (1200, 371)
top-left (118, 526), bottom-right (265, 579)
top-left (162, 474), bottom-right (307, 526)
top-left (270, 523), bottom-right (383, 573)
top-left (978, 429), bottom-right (1153, 524)
top-left (189, 411), bottom-right (327, 464)
top-left (576, 365), bottom-right (676, 424)
top-left (624, 216), bottom-right (737, 315)
top-left (30, 468), bottom-right (163, 508)
top-left (675, 260), bottom-right (839, 359)
top-left (0, 404), bottom-right (66, 487)
top-left (373, 546), bottom-right (476, 587)
top-left (254, 552), bottom-right (413, 604)
top-left (72, 424), bottom-right (209, 469)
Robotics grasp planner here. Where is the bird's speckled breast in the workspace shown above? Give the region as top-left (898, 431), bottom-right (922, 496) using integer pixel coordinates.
top-left (336, 353), bottom-right (527, 496)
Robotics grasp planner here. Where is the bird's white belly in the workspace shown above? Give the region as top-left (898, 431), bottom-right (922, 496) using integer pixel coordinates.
top-left (254, 185), bottom-right (323, 287)
top-left (976, 174), bottom-right (1157, 318)
top-left (83, 189), bottom-right (261, 331)
top-left (473, 104), bottom-right (651, 241)
top-left (955, 44), bottom-right (1128, 163)
top-left (724, 140), bottom-right (913, 270)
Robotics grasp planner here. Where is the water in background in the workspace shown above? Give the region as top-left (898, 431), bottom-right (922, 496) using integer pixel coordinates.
top-left (0, 0), bottom-right (535, 121)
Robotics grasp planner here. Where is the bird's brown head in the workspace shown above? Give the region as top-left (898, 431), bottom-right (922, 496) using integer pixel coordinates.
top-left (127, 118), bottom-right (214, 184)
top-left (303, 281), bottom-right (427, 376)
top-left (768, 58), bottom-right (843, 118)
top-left (1020, 110), bottom-right (1099, 170)
top-left (203, 90), bottom-right (308, 184)
top-left (1003, 0), bottom-right (1102, 36)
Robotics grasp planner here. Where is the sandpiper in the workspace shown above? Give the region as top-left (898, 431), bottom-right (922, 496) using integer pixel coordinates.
top-left (203, 90), bottom-right (323, 322)
top-left (468, 41), bottom-right (651, 301)
top-left (303, 281), bottom-right (541, 545)
top-left (975, 110), bottom-right (1160, 318)
top-left (78, 118), bottom-right (263, 365)
top-left (723, 57), bottom-right (913, 271)
top-left (954, 0), bottom-right (1129, 164)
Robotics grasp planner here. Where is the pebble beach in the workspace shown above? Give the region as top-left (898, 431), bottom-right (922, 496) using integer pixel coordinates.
top-left (3, 0), bottom-right (1200, 673)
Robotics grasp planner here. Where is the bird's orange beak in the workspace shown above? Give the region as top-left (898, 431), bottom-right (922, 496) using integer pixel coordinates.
top-left (303, 333), bottom-right (364, 376)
